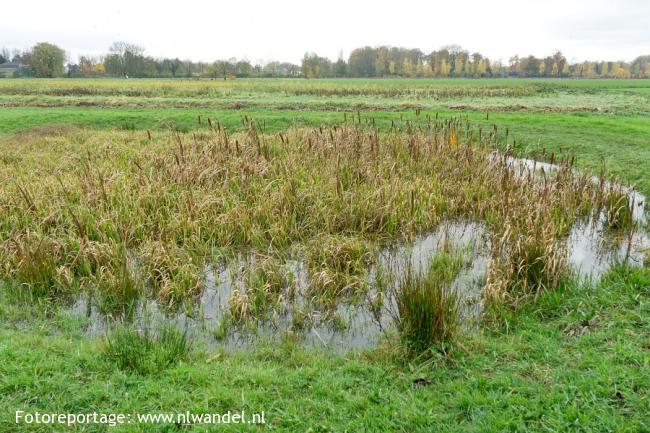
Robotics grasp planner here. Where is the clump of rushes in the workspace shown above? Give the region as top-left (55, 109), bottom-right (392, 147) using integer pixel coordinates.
top-left (1, 234), bottom-right (122, 300)
top-left (395, 251), bottom-right (464, 356)
top-left (290, 306), bottom-right (312, 332)
top-left (140, 241), bottom-right (203, 307)
top-left (600, 186), bottom-right (634, 230)
top-left (212, 314), bottom-right (231, 341)
top-left (228, 289), bottom-right (252, 324)
top-left (93, 247), bottom-right (141, 314)
top-left (3, 235), bottom-right (68, 298)
top-left (242, 254), bottom-right (292, 321)
top-left (305, 234), bottom-right (374, 307)
top-left (102, 322), bottom-right (191, 375)
top-left (485, 207), bottom-right (569, 309)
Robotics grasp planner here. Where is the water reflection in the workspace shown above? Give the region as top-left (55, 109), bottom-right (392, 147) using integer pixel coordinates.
top-left (70, 158), bottom-right (648, 351)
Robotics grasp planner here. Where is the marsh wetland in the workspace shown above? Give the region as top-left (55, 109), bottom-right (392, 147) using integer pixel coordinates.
top-left (2, 114), bottom-right (647, 349)
top-left (1, 78), bottom-right (649, 432)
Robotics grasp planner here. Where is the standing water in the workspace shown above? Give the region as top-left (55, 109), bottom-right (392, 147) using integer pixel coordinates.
top-left (71, 158), bottom-right (648, 351)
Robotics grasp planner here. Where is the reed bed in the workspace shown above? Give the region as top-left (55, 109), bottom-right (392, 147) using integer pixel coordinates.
top-left (0, 114), bottom-right (635, 321)
top-left (227, 253), bottom-right (293, 323)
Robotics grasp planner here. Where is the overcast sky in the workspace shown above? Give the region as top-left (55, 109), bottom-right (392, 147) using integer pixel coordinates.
top-left (2, 0), bottom-right (649, 64)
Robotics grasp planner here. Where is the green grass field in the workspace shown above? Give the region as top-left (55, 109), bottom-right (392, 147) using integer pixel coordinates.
top-left (1, 78), bottom-right (649, 432)
top-left (2, 78), bottom-right (650, 193)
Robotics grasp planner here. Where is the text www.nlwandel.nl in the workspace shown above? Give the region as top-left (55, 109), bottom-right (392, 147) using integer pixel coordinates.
top-left (15, 410), bottom-right (266, 428)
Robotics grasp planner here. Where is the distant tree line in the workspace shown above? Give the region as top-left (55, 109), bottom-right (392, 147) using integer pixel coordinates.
top-left (2, 42), bottom-right (650, 79)
top-left (1, 42), bottom-right (301, 79)
top-left (302, 46), bottom-right (650, 79)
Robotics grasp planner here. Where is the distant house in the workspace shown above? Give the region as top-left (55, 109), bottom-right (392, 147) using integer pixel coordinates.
top-left (0, 62), bottom-right (26, 78)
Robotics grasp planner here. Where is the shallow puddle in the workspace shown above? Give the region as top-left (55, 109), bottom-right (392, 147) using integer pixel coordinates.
top-left (73, 221), bottom-right (490, 351)
top-left (504, 154), bottom-right (649, 277)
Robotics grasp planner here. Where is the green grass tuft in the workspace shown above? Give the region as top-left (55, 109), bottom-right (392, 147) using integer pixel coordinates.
top-left (102, 322), bottom-right (191, 374)
top-left (395, 251), bottom-right (463, 356)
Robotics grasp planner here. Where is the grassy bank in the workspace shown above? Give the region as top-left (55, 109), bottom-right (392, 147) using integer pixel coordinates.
top-left (1, 266), bottom-right (648, 432)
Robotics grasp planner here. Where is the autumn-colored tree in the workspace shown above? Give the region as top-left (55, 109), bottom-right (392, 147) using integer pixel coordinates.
top-left (561, 62), bottom-right (570, 76)
top-left (476, 59), bottom-right (488, 77)
top-left (79, 56), bottom-right (94, 74)
top-left (600, 62), bottom-right (610, 77)
top-left (388, 60), bottom-right (396, 75)
top-left (402, 58), bottom-right (413, 77)
top-left (611, 62), bottom-right (631, 78)
top-left (453, 56), bottom-right (464, 77)
top-left (583, 62), bottom-right (596, 78)
top-left (630, 55), bottom-right (650, 78)
top-left (301, 53), bottom-right (332, 78)
top-left (348, 46), bottom-right (376, 77)
top-left (375, 47), bottom-right (389, 77)
top-left (422, 62), bottom-right (434, 77)
top-left (415, 59), bottom-right (424, 77)
top-left (551, 62), bottom-right (559, 76)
